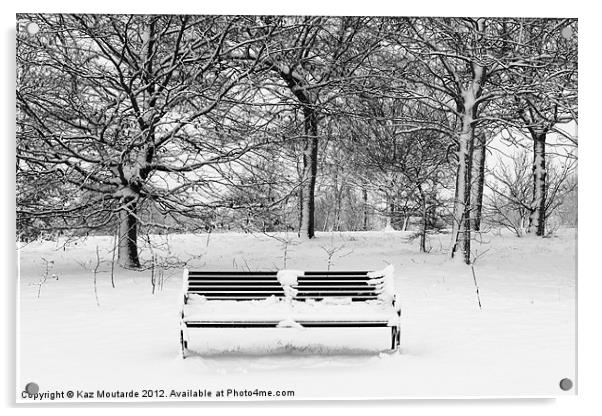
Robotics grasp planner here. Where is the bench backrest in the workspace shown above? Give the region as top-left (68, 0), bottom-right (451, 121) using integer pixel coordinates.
top-left (184, 270), bottom-right (384, 301)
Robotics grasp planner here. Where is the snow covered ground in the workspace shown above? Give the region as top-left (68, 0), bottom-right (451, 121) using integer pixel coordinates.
top-left (16, 230), bottom-right (576, 401)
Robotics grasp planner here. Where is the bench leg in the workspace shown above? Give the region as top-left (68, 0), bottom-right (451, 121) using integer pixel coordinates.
top-left (180, 328), bottom-right (188, 359)
top-left (390, 326), bottom-right (401, 351)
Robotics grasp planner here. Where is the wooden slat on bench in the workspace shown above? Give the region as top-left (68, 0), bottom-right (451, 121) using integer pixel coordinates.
top-left (297, 289), bottom-right (378, 294)
top-left (189, 292), bottom-right (380, 298)
top-left (188, 278), bottom-right (379, 282)
top-left (189, 284), bottom-right (379, 289)
top-left (187, 281), bottom-right (278, 285)
top-left (188, 274), bottom-right (278, 282)
top-left (186, 321), bottom-right (281, 328)
top-left (297, 321), bottom-right (387, 327)
top-left (190, 279), bottom-right (379, 283)
top-left (299, 276), bottom-right (377, 280)
top-left (185, 270), bottom-right (384, 302)
top-left (189, 287), bottom-right (379, 294)
top-left (304, 271), bottom-right (369, 275)
top-left (189, 290), bottom-right (285, 293)
top-left (185, 321), bottom-right (389, 328)
top-left (188, 291), bottom-right (380, 297)
top-left (191, 297), bottom-right (284, 301)
top-left (188, 291), bottom-right (283, 294)
top-left (296, 296), bottom-right (379, 300)
top-left (188, 284), bottom-right (281, 289)
top-left (295, 285), bottom-right (380, 290)
top-left (187, 271), bottom-right (374, 278)
top-left (297, 281), bottom-right (381, 286)
top-left (188, 282), bottom-right (380, 288)
top-left (188, 271), bottom-right (278, 275)
top-left (189, 295), bottom-right (380, 300)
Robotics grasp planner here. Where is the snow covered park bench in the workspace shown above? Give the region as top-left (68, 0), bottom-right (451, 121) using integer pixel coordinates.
top-left (179, 266), bottom-right (401, 357)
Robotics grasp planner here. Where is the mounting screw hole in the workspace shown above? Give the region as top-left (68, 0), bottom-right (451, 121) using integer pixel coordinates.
top-left (25, 22), bottom-right (40, 35)
top-left (25, 382), bottom-right (39, 395)
top-left (559, 378), bottom-right (573, 391)
top-left (561, 26), bottom-right (573, 40)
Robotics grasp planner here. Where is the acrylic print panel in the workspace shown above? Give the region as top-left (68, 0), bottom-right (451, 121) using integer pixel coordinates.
top-left (15, 14), bottom-right (577, 401)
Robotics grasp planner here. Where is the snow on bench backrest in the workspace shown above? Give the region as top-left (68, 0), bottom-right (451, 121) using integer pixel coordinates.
top-left (183, 267), bottom-right (394, 302)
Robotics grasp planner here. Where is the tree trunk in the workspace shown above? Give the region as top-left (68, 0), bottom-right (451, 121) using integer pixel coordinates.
top-left (117, 200), bottom-right (141, 269)
top-left (298, 107), bottom-right (318, 239)
top-left (470, 131), bottom-right (486, 231)
top-left (419, 189), bottom-right (427, 253)
top-left (362, 186), bottom-right (369, 231)
top-left (402, 215), bottom-right (409, 231)
top-left (451, 63), bottom-right (485, 264)
top-left (451, 124), bottom-right (473, 264)
top-left (527, 131), bottom-right (547, 236)
top-left (332, 168), bottom-right (342, 232)
top-left (322, 207), bottom-right (331, 232)
top-left (335, 183), bottom-right (344, 232)
top-left (384, 198), bottom-right (396, 230)
top-left (297, 189), bottom-right (303, 234)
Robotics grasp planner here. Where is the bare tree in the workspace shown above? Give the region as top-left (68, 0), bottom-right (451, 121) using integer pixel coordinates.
top-left (485, 150), bottom-right (576, 237)
top-left (392, 17), bottom-right (491, 263)
top-left (17, 14), bottom-right (271, 267)
top-left (342, 91), bottom-right (453, 246)
top-left (386, 17), bottom-right (575, 262)
top-left (485, 152), bottom-right (533, 237)
top-left (16, 15), bottom-right (578, 262)
top-left (232, 16), bottom-right (385, 238)
top-left (506, 20), bottom-right (578, 236)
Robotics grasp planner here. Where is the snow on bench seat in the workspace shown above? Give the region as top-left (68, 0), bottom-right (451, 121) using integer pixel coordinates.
top-left (183, 294), bottom-right (399, 324)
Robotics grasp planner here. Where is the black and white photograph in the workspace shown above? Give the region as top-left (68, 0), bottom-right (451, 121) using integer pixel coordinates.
top-left (15, 10), bottom-right (578, 401)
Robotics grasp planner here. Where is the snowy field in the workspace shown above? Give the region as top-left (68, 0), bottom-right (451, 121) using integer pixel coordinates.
top-left (16, 230), bottom-right (576, 400)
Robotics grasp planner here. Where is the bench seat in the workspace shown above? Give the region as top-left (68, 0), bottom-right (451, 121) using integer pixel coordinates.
top-left (183, 295), bottom-right (398, 325)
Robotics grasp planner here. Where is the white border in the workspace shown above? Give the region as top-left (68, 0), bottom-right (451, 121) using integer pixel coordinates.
top-left (3, 1), bottom-right (600, 414)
